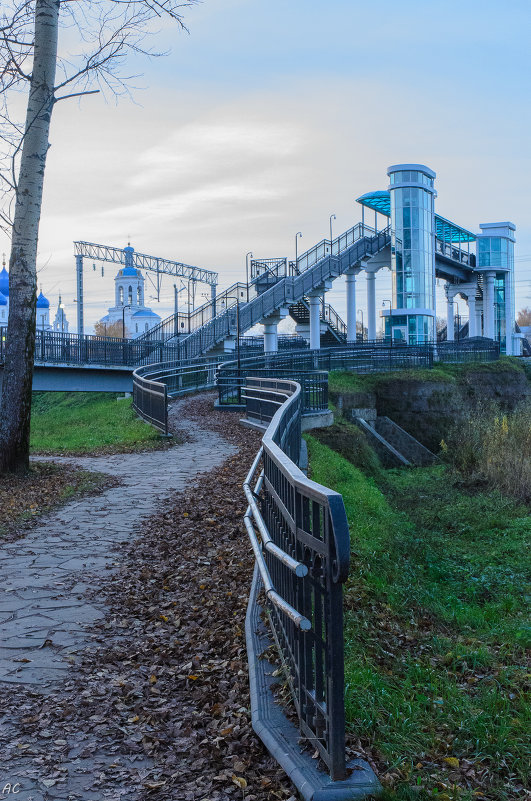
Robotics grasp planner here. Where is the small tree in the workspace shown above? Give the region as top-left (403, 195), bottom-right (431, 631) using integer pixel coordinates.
top-left (93, 320), bottom-right (130, 339)
top-left (0, 0), bottom-right (195, 472)
top-left (516, 307), bottom-right (531, 327)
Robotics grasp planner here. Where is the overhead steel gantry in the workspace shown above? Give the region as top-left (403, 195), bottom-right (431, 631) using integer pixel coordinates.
top-left (73, 241), bottom-right (218, 336)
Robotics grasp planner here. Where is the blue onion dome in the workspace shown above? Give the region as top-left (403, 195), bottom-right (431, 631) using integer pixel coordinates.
top-left (0, 266), bottom-right (9, 297)
top-left (122, 266), bottom-right (138, 276)
top-left (36, 290), bottom-right (50, 309)
top-left (0, 290), bottom-right (7, 306)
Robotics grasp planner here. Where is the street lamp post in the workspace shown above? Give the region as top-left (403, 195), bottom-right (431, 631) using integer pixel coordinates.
top-left (329, 214), bottom-right (336, 248)
top-left (382, 299), bottom-right (391, 343)
top-left (357, 308), bottom-right (364, 343)
top-left (295, 231), bottom-right (302, 269)
top-left (122, 304), bottom-right (131, 365)
top-left (122, 304), bottom-right (131, 339)
top-left (245, 251), bottom-right (253, 303)
top-left (236, 296), bottom-right (242, 404)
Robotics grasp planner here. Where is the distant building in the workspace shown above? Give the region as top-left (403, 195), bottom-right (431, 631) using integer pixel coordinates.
top-left (0, 258), bottom-right (60, 332)
top-left (98, 245), bottom-right (161, 338)
top-left (53, 294), bottom-right (69, 333)
top-left (36, 289), bottom-right (51, 331)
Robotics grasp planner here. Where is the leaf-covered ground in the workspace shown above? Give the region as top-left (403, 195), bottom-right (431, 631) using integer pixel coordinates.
top-left (1, 397), bottom-right (297, 800)
top-left (0, 461), bottom-right (119, 541)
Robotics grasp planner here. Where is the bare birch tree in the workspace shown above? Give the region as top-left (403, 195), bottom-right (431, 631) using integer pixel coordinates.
top-left (0, 0), bottom-right (194, 472)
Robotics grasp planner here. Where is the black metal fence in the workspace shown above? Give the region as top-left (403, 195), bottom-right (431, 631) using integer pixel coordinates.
top-left (243, 378), bottom-right (350, 780)
top-left (0, 326), bottom-right (180, 368)
top-left (218, 366), bottom-right (328, 412)
top-left (132, 368), bottom-right (168, 435)
top-left (217, 340), bottom-right (500, 409)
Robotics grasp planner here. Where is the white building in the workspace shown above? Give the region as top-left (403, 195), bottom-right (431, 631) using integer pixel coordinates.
top-left (53, 294), bottom-right (69, 333)
top-left (99, 246), bottom-right (161, 338)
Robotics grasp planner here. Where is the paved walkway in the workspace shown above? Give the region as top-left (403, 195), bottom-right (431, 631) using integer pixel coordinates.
top-left (0, 405), bottom-right (236, 799)
top-left (0, 412), bottom-right (235, 687)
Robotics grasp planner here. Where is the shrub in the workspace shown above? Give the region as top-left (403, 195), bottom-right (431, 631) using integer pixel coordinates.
top-left (444, 399), bottom-right (531, 503)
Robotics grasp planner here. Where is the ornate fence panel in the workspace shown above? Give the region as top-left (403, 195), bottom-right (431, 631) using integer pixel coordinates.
top-left (243, 378), bottom-right (351, 781)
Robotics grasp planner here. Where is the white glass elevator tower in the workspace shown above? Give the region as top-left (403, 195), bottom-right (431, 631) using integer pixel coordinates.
top-left (387, 163), bottom-right (437, 343)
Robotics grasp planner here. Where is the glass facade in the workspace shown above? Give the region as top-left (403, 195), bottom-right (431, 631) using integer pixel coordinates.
top-left (477, 237), bottom-right (514, 271)
top-left (388, 165), bottom-right (436, 343)
top-left (494, 274), bottom-right (506, 348)
top-left (477, 235), bottom-right (514, 352)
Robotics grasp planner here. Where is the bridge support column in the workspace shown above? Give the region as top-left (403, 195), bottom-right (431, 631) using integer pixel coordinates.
top-left (467, 296), bottom-right (476, 338)
top-left (261, 309), bottom-right (288, 354)
top-left (484, 271), bottom-right (496, 340)
top-left (366, 271), bottom-right (377, 342)
top-left (263, 321), bottom-right (278, 353)
top-left (446, 296), bottom-right (454, 341)
top-left (345, 269), bottom-right (359, 343)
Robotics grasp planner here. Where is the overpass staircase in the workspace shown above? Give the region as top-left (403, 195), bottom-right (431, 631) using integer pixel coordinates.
top-left (138, 223), bottom-right (390, 359)
top-left (289, 299), bottom-right (347, 345)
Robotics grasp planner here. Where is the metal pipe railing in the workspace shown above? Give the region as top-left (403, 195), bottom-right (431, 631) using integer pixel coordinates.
top-left (242, 377), bottom-right (351, 781)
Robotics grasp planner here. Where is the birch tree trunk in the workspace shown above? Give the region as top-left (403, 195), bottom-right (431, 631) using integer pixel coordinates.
top-left (0, 0), bottom-right (59, 473)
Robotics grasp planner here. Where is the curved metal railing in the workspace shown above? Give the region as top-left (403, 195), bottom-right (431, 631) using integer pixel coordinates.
top-left (243, 377), bottom-right (351, 781)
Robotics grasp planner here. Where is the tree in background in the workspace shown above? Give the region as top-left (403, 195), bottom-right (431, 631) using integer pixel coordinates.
top-left (516, 307), bottom-right (531, 327)
top-left (93, 320), bottom-right (130, 339)
top-left (0, 0), bottom-right (195, 473)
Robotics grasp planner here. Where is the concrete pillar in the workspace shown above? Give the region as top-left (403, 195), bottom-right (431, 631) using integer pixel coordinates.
top-left (346, 271), bottom-right (357, 342)
top-left (263, 320), bottom-right (278, 353)
top-left (446, 296), bottom-right (454, 341)
top-left (309, 294), bottom-right (321, 350)
top-left (467, 296), bottom-right (476, 338)
top-left (366, 271), bottom-right (377, 342)
top-left (484, 272), bottom-right (496, 340)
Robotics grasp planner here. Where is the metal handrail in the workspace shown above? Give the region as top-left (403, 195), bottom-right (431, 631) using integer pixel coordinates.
top-left (134, 224), bottom-right (392, 360)
top-left (243, 376), bottom-right (351, 780)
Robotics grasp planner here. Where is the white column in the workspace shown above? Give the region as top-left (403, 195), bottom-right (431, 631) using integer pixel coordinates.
top-left (484, 272), bottom-right (495, 340)
top-left (263, 320), bottom-right (278, 353)
top-left (346, 271), bottom-right (357, 343)
top-left (446, 296), bottom-right (454, 341)
top-left (467, 296), bottom-right (476, 338)
top-left (366, 272), bottom-right (376, 341)
top-left (309, 294), bottom-right (321, 350)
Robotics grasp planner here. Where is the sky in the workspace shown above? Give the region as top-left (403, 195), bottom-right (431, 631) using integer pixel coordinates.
top-left (1, 0), bottom-right (530, 333)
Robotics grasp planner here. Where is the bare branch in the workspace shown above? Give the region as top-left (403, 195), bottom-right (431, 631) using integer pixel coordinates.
top-left (54, 88), bottom-right (99, 103)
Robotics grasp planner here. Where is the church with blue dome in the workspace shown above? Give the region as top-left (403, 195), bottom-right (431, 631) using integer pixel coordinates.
top-left (98, 245), bottom-right (161, 337)
top-left (0, 256), bottom-right (64, 332)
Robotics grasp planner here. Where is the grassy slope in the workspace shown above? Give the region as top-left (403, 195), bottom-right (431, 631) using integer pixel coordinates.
top-left (30, 392), bottom-right (160, 454)
top-left (327, 356), bottom-right (526, 395)
top-left (305, 435), bottom-right (530, 801)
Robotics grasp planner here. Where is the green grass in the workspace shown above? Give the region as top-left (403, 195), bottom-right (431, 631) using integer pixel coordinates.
top-left (305, 436), bottom-right (531, 800)
top-left (30, 392), bottom-right (161, 454)
top-left (327, 356), bottom-right (527, 396)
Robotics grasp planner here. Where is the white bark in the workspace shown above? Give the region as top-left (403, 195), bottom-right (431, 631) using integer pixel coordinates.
top-left (0, 0), bottom-right (59, 472)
